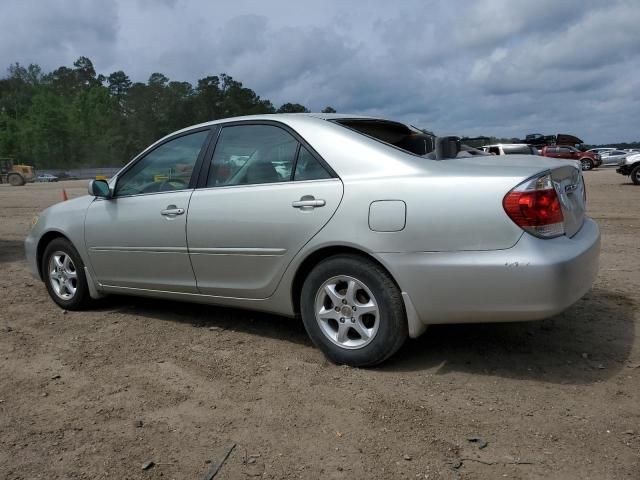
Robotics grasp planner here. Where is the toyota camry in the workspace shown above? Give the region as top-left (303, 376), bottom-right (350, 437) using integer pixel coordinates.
top-left (25, 114), bottom-right (600, 366)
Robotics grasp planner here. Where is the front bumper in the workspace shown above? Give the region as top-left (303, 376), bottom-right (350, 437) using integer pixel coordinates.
top-left (616, 165), bottom-right (631, 175)
top-left (379, 217), bottom-right (600, 326)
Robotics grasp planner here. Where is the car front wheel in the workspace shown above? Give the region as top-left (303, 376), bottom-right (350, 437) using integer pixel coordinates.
top-left (580, 158), bottom-right (594, 171)
top-left (300, 254), bottom-right (408, 367)
top-left (42, 238), bottom-right (91, 310)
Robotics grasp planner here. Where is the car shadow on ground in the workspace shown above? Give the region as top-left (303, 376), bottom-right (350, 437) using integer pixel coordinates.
top-left (97, 287), bottom-right (636, 385)
top-left (382, 288), bottom-right (636, 384)
top-left (0, 239), bottom-right (25, 264)
top-left (97, 295), bottom-right (312, 346)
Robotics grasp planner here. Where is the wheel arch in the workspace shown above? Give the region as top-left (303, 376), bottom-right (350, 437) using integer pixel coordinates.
top-left (290, 245), bottom-right (402, 316)
top-left (36, 231), bottom-right (72, 280)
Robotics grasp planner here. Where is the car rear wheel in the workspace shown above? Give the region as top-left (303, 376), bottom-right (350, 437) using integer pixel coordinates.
top-left (631, 165), bottom-right (640, 185)
top-left (580, 158), bottom-right (593, 171)
top-left (42, 238), bottom-right (91, 310)
top-left (300, 254), bottom-right (407, 367)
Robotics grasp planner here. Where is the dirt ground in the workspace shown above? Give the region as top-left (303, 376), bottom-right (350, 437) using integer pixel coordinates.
top-left (0, 169), bottom-right (638, 480)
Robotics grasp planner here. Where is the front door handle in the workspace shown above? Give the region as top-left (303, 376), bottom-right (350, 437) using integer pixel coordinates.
top-left (161, 205), bottom-right (185, 216)
top-left (292, 196), bottom-right (326, 209)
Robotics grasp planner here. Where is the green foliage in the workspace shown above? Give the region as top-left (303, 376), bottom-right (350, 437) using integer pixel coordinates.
top-left (0, 57), bottom-right (315, 168)
top-left (276, 102), bottom-right (309, 113)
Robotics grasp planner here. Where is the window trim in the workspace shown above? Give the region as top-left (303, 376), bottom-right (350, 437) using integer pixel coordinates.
top-left (195, 120), bottom-right (338, 189)
top-left (113, 126), bottom-right (216, 198)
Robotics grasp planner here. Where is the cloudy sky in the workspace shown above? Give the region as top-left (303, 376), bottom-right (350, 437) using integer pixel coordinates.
top-left (1, 0), bottom-right (639, 143)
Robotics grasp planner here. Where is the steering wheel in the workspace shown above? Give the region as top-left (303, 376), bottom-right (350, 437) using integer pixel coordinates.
top-left (158, 178), bottom-right (187, 191)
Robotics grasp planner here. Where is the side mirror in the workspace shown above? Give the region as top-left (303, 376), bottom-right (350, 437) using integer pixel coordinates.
top-left (435, 136), bottom-right (461, 159)
top-left (88, 179), bottom-right (111, 198)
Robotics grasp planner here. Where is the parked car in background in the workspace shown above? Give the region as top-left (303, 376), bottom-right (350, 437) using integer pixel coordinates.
top-left (540, 146), bottom-right (601, 170)
top-left (525, 133), bottom-right (583, 149)
top-left (24, 113), bottom-right (600, 366)
top-left (587, 147), bottom-right (615, 155)
top-left (616, 153), bottom-right (640, 185)
top-left (599, 149), bottom-right (630, 167)
top-left (481, 144), bottom-right (539, 156)
top-left (36, 173), bottom-right (59, 182)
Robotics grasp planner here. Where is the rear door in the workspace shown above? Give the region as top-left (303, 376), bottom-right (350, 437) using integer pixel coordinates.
top-left (187, 122), bottom-right (343, 299)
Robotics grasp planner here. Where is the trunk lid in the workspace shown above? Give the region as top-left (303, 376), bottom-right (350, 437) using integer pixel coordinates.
top-left (446, 155), bottom-right (586, 238)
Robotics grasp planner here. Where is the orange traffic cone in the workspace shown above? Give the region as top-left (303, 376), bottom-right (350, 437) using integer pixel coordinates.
top-left (62, 189), bottom-right (68, 201)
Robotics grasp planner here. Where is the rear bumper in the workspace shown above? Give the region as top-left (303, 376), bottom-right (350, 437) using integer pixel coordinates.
top-left (379, 218), bottom-right (600, 327)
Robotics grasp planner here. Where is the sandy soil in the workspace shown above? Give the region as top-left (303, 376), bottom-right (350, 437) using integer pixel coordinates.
top-left (0, 169), bottom-right (638, 480)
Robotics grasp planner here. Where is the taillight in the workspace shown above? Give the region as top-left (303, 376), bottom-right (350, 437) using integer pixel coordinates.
top-left (503, 172), bottom-right (564, 238)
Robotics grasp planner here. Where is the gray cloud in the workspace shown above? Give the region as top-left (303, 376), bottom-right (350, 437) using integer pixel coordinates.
top-left (1, 0), bottom-right (638, 143)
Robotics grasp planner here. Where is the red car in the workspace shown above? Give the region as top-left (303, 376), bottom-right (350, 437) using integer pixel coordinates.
top-left (540, 146), bottom-right (601, 171)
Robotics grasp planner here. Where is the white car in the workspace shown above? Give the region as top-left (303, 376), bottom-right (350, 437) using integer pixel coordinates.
top-left (481, 144), bottom-right (539, 155)
top-left (36, 173), bottom-right (59, 182)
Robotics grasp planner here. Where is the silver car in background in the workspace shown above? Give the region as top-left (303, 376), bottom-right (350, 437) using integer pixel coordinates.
top-left (25, 114), bottom-right (600, 366)
top-left (599, 149), bottom-right (630, 166)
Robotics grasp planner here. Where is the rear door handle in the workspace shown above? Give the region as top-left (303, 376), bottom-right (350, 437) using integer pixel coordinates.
top-left (161, 206), bottom-right (185, 216)
top-left (292, 196), bottom-right (326, 209)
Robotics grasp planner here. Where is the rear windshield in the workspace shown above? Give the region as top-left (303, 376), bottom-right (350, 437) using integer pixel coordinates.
top-left (333, 119), bottom-right (435, 156)
top-left (502, 145), bottom-right (535, 155)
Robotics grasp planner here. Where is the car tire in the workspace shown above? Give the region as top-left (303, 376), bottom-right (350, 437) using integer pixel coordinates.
top-left (631, 165), bottom-right (640, 185)
top-left (580, 158), bottom-right (593, 171)
top-left (300, 254), bottom-right (408, 367)
top-left (42, 238), bottom-right (91, 310)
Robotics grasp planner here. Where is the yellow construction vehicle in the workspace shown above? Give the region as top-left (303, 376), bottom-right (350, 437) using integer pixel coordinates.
top-left (0, 158), bottom-right (36, 186)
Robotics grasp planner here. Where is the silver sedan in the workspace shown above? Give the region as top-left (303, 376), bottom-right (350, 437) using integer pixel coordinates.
top-left (600, 149), bottom-right (630, 166)
top-left (25, 114), bottom-right (600, 366)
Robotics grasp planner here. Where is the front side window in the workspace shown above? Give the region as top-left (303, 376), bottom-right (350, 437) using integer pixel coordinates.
top-left (115, 130), bottom-right (209, 196)
top-left (207, 125), bottom-right (298, 187)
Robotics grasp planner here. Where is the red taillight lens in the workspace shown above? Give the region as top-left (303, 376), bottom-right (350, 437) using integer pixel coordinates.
top-left (503, 173), bottom-right (564, 238)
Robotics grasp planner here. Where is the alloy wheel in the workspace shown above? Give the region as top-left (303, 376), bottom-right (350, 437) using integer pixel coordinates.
top-left (48, 251), bottom-right (78, 300)
top-left (314, 275), bottom-right (380, 349)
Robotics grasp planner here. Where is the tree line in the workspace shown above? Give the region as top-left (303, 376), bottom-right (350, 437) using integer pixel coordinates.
top-left (0, 56), bottom-right (336, 169)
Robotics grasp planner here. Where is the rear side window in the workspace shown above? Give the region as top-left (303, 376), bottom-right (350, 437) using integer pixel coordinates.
top-left (207, 125), bottom-right (298, 187)
top-left (294, 146), bottom-right (331, 181)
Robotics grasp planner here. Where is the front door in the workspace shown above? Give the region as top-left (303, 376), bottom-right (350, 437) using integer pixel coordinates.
top-left (85, 129), bottom-right (211, 292)
top-left (187, 123), bottom-right (343, 299)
